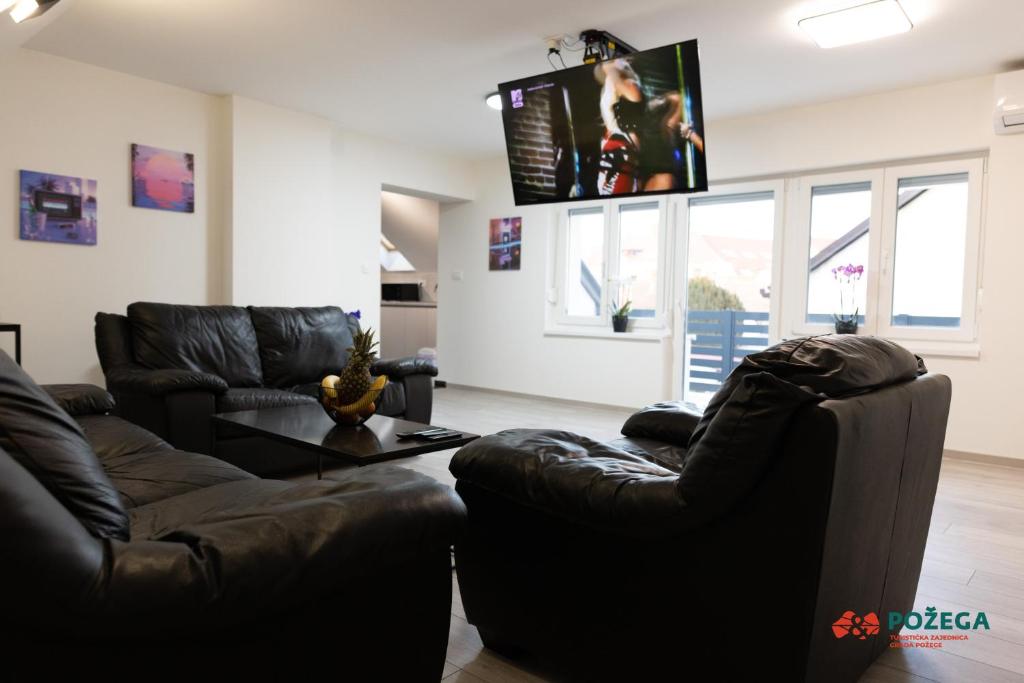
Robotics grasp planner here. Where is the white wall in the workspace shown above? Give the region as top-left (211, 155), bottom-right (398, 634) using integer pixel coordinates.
top-left (228, 96), bottom-right (335, 307)
top-left (332, 131), bottom-right (476, 334)
top-left (441, 74), bottom-right (1024, 460)
top-left (0, 50), bottom-right (226, 385)
top-left (0, 50), bottom-right (476, 387)
top-left (709, 75), bottom-right (1023, 461)
top-left (229, 100), bottom-right (476, 334)
top-left (438, 160), bottom-right (669, 409)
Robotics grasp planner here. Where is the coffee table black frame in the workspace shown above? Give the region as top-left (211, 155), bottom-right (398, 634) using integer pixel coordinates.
top-left (213, 404), bottom-right (478, 479)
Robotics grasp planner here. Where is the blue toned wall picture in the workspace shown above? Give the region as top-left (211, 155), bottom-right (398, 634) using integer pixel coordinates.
top-left (19, 170), bottom-right (98, 246)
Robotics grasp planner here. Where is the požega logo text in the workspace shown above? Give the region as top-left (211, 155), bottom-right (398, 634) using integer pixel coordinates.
top-left (833, 607), bottom-right (990, 649)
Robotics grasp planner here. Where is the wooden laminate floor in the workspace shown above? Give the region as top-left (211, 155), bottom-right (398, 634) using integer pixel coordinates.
top-left (360, 386), bottom-right (1024, 683)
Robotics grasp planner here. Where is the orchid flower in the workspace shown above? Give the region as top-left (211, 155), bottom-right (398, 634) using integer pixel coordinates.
top-left (832, 264), bottom-right (863, 323)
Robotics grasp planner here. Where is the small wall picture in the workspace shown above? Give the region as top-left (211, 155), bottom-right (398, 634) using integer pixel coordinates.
top-left (19, 170), bottom-right (98, 246)
top-left (489, 216), bottom-right (522, 271)
top-left (131, 143), bottom-right (195, 213)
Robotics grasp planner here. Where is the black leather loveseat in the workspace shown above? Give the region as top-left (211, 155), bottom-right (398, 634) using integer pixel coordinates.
top-left (0, 349), bottom-right (463, 679)
top-left (95, 302), bottom-right (437, 474)
top-left (449, 335), bottom-right (951, 682)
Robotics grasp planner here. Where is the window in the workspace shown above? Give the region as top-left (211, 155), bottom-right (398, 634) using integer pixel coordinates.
top-left (805, 182), bottom-right (873, 325)
top-left (616, 202), bottom-right (661, 318)
top-left (553, 198), bottom-right (669, 331)
top-left (784, 159), bottom-right (983, 345)
top-left (877, 160), bottom-right (984, 342)
top-left (565, 207), bottom-right (605, 318)
top-left (679, 183), bottom-right (783, 410)
top-left (890, 177), bottom-right (968, 328)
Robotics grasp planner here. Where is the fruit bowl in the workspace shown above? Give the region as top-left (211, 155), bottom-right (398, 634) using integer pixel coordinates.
top-left (319, 375), bottom-right (389, 426)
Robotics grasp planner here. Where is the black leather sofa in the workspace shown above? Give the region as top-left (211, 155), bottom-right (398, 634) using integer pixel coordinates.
top-left (95, 302), bottom-right (437, 475)
top-left (0, 349), bottom-right (463, 679)
top-left (449, 335), bottom-right (952, 682)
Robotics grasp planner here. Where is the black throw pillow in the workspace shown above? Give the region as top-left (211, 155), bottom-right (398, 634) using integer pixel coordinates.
top-left (0, 351), bottom-right (129, 540)
top-left (678, 372), bottom-right (823, 521)
top-left (621, 401), bottom-right (702, 447)
top-left (688, 335), bottom-right (923, 448)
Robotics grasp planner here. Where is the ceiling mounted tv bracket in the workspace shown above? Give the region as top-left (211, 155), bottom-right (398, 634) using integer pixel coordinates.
top-left (579, 29), bottom-right (637, 64)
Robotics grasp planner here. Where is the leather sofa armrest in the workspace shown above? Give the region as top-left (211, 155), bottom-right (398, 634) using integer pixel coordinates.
top-left (371, 356), bottom-right (438, 379)
top-left (621, 401), bottom-right (702, 447)
top-left (42, 384), bottom-right (116, 417)
top-left (106, 366), bottom-right (229, 397)
top-left (450, 429), bottom-right (691, 537)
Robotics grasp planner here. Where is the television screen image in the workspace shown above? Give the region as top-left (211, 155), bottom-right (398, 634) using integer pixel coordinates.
top-left (499, 40), bottom-right (707, 206)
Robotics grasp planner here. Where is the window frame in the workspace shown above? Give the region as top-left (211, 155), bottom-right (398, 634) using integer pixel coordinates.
top-left (554, 199), bottom-right (610, 327)
top-left (782, 168), bottom-right (886, 338)
top-left (874, 158), bottom-right (985, 343)
top-left (781, 159), bottom-right (985, 346)
top-left (552, 195), bottom-right (671, 331)
top-left (671, 179), bottom-right (786, 401)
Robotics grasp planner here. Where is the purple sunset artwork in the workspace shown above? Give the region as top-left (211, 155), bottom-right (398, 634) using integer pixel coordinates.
top-left (131, 143), bottom-right (195, 213)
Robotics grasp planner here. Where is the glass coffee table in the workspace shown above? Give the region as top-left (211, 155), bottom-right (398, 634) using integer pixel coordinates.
top-left (213, 404), bottom-right (479, 479)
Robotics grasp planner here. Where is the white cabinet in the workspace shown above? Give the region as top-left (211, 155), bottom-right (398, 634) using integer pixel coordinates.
top-left (380, 304), bottom-right (437, 358)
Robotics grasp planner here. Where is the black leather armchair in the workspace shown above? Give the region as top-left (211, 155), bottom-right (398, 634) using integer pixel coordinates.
top-left (0, 351), bottom-right (463, 678)
top-left (449, 336), bottom-right (952, 682)
top-left (96, 303), bottom-right (438, 474)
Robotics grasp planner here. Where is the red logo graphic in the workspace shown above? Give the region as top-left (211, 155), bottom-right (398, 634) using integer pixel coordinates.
top-left (832, 611), bottom-right (880, 639)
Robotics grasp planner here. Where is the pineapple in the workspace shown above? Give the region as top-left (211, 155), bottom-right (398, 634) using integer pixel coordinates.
top-left (336, 327), bottom-right (379, 405)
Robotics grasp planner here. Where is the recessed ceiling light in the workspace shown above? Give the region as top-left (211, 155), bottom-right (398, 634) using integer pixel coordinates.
top-left (9, 0), bottom-right (39, 23)
top-left (799, 0), bottom-right (913, 49)
top-left (485, 92), bottom-right (502, 111)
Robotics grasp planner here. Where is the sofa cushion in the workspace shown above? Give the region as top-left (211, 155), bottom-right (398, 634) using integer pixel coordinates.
top-left (678, 373), bottom-right (822, 521)
top-left (621, 401), bottom-right (701, 447)
top-left (127, 302), bottom-right (264, 387)
top-left (43, 384), bottom-right (115, 417)
top-left (77, 414), bottom-right (256, 508)
top-left (288, 382), bottom-right (320, 398)
top-left (248, 306), bottom-right (359, 388)
top-left (449, 429), bottom-right (686, 536)
top-left (105, 465), bottom-right (465, 632)
top-left (78, 414), bottom-right (171, 460)
top-left (607, 437), bottom-right (688, 474)
top-left (125, 465), bottom-right (464, 559)
top-left (103, 448), bottom-right (256, 508)
top-left (0, 351), bottom-right (130, 540)
top-left (216, 387), bottom-right (318, 413)
top-left (689, 335), bottom-right (924, 447)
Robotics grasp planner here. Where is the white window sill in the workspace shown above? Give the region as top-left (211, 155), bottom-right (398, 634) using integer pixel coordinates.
top-left (901, 341), bottom-right (980, 359)
top-left (543, 326), bottom-right (670, 342)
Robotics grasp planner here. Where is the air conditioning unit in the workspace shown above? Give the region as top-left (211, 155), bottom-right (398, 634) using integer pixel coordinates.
top-left (993, 70), bottom-right (1024, 134)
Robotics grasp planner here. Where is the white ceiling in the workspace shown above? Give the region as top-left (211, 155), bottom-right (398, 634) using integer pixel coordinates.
top-left (20, 0), bottom-right (1024, 158)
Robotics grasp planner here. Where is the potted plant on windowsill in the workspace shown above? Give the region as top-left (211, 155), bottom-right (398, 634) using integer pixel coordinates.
top-left (832, 263), bottom-right (864, 334)
top-left (610, 299), bottom-right (632, 333)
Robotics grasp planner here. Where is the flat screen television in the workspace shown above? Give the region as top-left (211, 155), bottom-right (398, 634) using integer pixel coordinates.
top-left (498, 40), bottom-right (707, 206)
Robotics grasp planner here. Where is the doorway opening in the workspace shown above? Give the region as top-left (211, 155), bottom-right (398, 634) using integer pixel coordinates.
top-left (379, 190), bottom-right (439, 365)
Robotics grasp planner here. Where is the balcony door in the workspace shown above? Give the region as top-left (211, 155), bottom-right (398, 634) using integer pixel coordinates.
top-left (672, 182), bottom-right (784, 411)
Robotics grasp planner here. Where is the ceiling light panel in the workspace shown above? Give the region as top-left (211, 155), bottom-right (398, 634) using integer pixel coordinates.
top-left (799, 0), bottom-right (913, 48)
